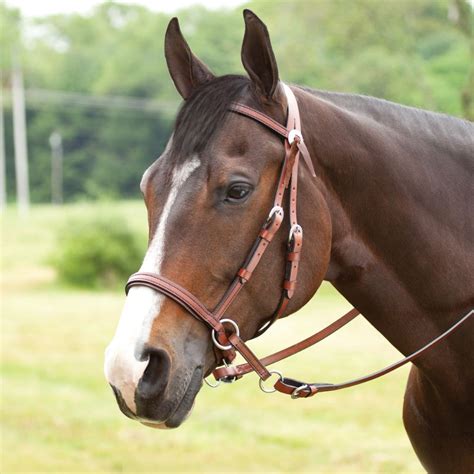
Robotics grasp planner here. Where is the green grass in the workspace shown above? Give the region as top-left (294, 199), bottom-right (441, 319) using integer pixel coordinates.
top-left (1, 202), bottom-right (422, 473)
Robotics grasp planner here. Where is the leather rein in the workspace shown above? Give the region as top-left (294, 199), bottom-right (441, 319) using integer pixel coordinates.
top-left (126, 84), bottom-right (473, 399)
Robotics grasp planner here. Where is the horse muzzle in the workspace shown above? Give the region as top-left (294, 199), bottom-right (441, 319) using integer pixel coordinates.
top-left (106, 346), bottom-right (204, 428)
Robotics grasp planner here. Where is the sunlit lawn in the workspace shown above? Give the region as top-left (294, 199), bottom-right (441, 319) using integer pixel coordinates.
top-left (1, 202), bottom-right (422, 473)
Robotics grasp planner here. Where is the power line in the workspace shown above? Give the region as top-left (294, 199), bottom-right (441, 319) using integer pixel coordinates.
top-left (1, 87), bottom-right (180, 114)
top-left (25, 88), bottom-right (179, 114)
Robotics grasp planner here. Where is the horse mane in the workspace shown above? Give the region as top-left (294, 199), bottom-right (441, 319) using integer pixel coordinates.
top-left (169, 75), bottom-right (251, 165)
top-left (299, 86), bottom-right (473, 152)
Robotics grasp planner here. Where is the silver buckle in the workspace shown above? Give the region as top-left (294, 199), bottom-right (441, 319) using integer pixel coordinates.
top-left (288, 129), bottom-right (303, 145)
top-left (211, 319), bottom-right (240, 351)
top-left (268, 205), bottom-right (284, 222)
top-left (289, 224), bottom-right (303, 242)
top-left (220, 360), bottom-right (238, 384)
top-left (291, 384), bottom-right (309, 399)
top-left (258, 370), bottom-right (283, 394)
top-left (204, 360), bottom-right (237, 388)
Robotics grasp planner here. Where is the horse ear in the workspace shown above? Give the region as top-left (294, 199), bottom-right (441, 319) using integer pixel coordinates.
top-left (165, 17), bottom-right (215, 100)
top-left (241, 9), bottom-right (279, 100)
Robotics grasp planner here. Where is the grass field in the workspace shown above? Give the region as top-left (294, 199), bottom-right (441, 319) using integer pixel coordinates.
top-left (1, 202), bottom-right (422, 473)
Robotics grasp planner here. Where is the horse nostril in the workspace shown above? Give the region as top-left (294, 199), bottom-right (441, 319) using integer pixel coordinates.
top-left (137, 349), bottom-right (171, 400)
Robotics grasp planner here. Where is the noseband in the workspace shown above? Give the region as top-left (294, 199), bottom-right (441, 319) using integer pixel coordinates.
top-left (126, 84), bottom-right (473, 398)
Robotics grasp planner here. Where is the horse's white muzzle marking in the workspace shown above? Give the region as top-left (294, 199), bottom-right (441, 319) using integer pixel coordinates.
top-left (104, 155), bottom-right (201, 415)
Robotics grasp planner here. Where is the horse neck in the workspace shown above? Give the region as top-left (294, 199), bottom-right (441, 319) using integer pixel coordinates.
top-left (296, 87), bottom-right (474, 383)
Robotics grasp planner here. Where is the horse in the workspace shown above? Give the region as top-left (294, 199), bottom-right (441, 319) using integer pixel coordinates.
top-left (104, 10), bottom-right (474, 472)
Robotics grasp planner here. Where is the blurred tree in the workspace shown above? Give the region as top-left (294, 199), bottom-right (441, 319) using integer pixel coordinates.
top-left (1, 0), bottom-right (471, 203)
top-left (450, 0), bottom-right (473, 120)
top-left (0, 2), bottom-right (22, 70)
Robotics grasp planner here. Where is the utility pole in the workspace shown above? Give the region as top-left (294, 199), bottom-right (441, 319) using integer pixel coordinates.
top-left (0, 72), bottom-right (6, 211)
top-left (49, 130), bottom-right (63, 205)
top-left (12, 61), bottom-right (29, 214)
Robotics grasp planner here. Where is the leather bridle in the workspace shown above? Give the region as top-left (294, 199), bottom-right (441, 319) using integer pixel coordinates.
top-left (126, 84), bottom-right (473, 398)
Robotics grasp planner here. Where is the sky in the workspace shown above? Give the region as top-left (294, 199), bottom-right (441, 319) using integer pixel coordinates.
top-left (5, 0), bottom-right (247, 17)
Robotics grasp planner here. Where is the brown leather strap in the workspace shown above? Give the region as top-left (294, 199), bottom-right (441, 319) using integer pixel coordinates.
top-left (213, 308), bottom-right (360, 380)
top-left (227, 333), bottom-right (271, 380)
top-left (229, 103), bottom-right (289, 139)
top-left (282, 83), bottom-right (316, 177)
top-left (126, 273), bottom-right (223, 332)
top-left (275, 308), bottom-right (474, 398)
top-left (231, 85), bottom-right (316, 178)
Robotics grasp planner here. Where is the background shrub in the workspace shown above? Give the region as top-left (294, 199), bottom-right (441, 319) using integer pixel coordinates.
top-left (53, 216), bottom-right (145, 288)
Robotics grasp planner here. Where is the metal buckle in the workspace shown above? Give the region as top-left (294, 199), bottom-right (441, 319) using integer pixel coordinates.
top-left (221, 375), bottom-right (238, 384)
top-left (288, 129), bottom-right (303, 145)
top-left (268, 205), bottom-right (284, 222)
top-left (289, 224), bottom-right (303, 242)
top-left (220, 360), bottom-right (238, 384)
top-left (291, 384), bottom-right (309, 399)
top-left (258, 370), bottom-right (283, 394)
top-left (204, 360), bottom-right (238, 387)
top-left (211, 319), bottom-right (240, 351)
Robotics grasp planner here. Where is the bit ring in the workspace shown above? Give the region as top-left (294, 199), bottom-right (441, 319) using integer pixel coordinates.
top-left (291, 384), bottom-right (309, 399)
top-left (204, 377), bottom-right (221, 388)
top-left (259, 370), bottom-right (283, 394)
top-left (211, 319), bottom-right (240, 351)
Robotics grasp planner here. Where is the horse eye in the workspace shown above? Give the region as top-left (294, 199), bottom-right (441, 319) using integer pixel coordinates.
top-left (225, 183), bottom-right (252, 202)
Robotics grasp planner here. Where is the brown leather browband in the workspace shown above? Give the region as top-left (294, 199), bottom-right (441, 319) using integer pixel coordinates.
top-left (126, 83), bottom-right (474, 399)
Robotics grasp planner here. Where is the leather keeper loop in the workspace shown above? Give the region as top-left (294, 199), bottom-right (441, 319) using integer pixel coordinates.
top-left (259, 229), bottom-right (272, 241)
top-left (274, 379), bottom-right (318, 398)
top-left (283, 280), bottom-right (297, 291)
top-left (213, 364), bottom-right (239, 381)
top-left (238, 268), bottom-right (252, 281)
top-left (287, 252), bottom-right (301, 262)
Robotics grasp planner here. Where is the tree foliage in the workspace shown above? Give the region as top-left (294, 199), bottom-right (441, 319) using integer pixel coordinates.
top-left (1, 0), bottom-right (471, 203)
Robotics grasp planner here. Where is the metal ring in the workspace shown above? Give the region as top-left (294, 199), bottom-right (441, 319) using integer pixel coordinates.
top-left (204, 377), bottom-right (221, 388)
top-left (211, 319), bottom-right (240, 351)
top-left (291, 384), bottom-right (309, 399)
top-left (268, 205), bottom-right (284, 221)
top-left (289, 224), bottom-right (303, 242)
top-left (259, 370), bottom-right (283, 394)
top-left (288, 129), bottom-right (303, 145)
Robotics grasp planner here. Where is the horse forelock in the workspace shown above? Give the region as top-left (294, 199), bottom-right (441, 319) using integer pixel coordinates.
top-left (169, 74), bottom-right (251, 166)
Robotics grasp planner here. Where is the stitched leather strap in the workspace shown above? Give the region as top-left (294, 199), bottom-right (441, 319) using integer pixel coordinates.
top-left (229, 103), bottom-right (289, 138)
top-left (230, 84), bottom-right (316, 177)
top-left (126, 273), bottom-right (222, 331)
top-left (213, 308), bottom-right (360, 380)
top-left (274, 308), bottom-right (474, 398)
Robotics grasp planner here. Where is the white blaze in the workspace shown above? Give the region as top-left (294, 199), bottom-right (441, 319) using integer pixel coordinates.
top-left (104, 155), bottom-right (201, 413)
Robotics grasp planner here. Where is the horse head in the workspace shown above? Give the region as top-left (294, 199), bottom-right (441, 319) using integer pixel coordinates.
top-left (104, 10), bottom-right (331, 428)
